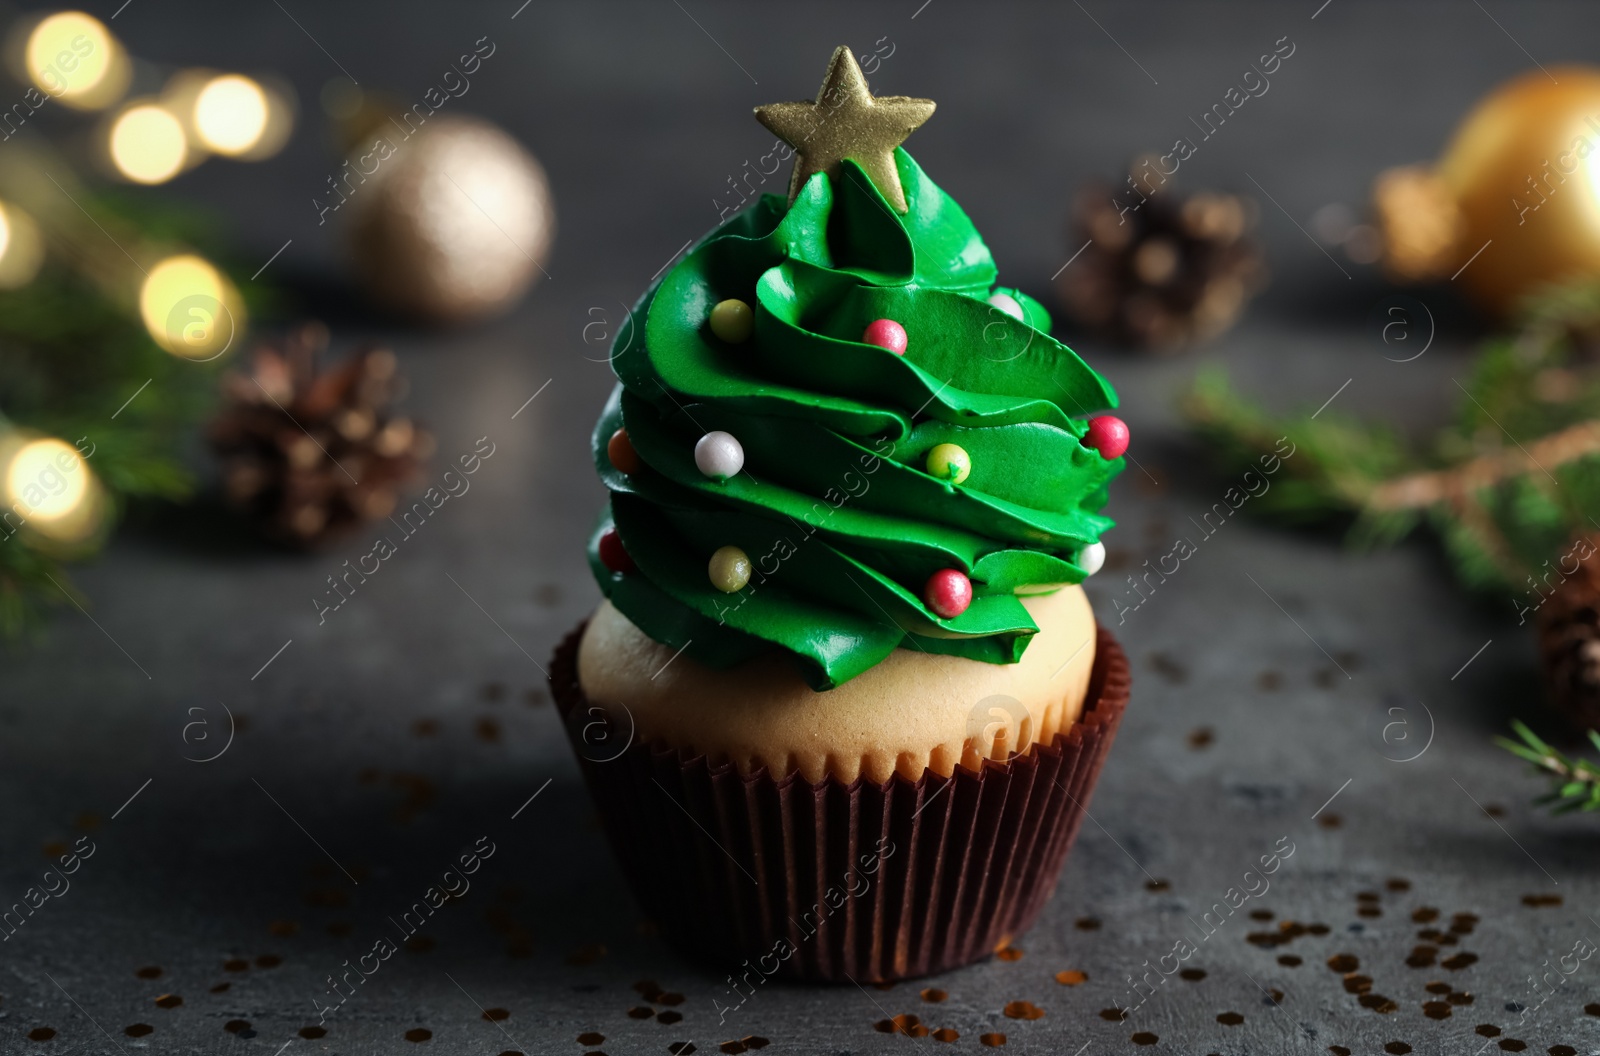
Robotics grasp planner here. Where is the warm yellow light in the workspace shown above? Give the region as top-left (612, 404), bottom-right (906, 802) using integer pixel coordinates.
top-left (0, 202), bottom-right (45, 289)
top-left (110, 105), bottom-right (187, 184)
top-left (139, 254), bottom-right (241, 360)
top-left (193, 75), bottom-right (269, 156)
top-left (1, 434), bottom-right (105, 545)
top-left (1587, 151), bottom-right (1600, 216)
top-left (24, 11), bottom-right (127, 110)
top-left (6, 439), bottom-right (88, 523)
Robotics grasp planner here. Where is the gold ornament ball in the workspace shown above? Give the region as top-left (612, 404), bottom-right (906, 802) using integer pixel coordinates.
top-left (925, 442), bottom-right (970, 484)
top-left (1376, 62), bottom-right (1600, 313)
top-left (1434, 67), bottom-right (1600, 316)
top-left (346, 114), bottom-right (554, 324)
top-left (708, 544), bottom-right (751, 593)
top-left (709, 298), bottom-right (753, 343)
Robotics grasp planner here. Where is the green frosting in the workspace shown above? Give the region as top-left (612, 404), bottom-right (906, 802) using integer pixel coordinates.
top-left (588, 149), bottom-right (1122, 690)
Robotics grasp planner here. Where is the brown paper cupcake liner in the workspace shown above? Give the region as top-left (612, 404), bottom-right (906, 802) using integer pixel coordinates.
top-left (550, 624), bottom-right (1130, 983)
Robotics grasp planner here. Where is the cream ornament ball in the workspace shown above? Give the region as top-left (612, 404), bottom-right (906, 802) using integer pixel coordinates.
top-left (345, 115), bottom-right (554, 324)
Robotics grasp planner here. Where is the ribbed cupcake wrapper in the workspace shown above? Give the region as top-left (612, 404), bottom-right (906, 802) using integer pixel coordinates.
top-left (550, 625), bottom-right (1130, 983)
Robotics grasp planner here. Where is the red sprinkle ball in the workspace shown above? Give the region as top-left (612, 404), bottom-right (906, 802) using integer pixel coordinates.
top-left (924, 568), bottom-right (973, 619)
top-left (861, 318), bottom-right (908, 355)
top-left (1082, 415), bottom-right (1129, 460)
top-left (598, 527), bottom-right (634, 573)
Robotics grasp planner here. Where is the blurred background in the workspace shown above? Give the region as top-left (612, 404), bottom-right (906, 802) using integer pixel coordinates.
top-left (7, 1), bottom-right (1600, 1053)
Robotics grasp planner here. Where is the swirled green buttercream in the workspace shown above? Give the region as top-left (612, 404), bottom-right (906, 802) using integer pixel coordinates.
top-left (588, 149), bottom-right (1121, 690)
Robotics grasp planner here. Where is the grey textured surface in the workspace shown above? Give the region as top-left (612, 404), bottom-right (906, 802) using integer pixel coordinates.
top-left (5, 1), bottom-right (1600, 1053)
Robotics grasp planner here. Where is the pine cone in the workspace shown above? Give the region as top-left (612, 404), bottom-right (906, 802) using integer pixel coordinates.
top-left (208, 323), bottom-right (432, 547)
top-left (1057, 171), bottom-right (1265, 351)
top-left (1537, 536), bottom-right (1600, 728)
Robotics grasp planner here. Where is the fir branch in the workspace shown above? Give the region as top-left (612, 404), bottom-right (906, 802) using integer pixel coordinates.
top-left (1367, 420), bottom-right (1600, 511)
top-left (1180, 367), bottom-right (1414, 519)
top-left (1179, 282), bottom-right (1600, 595)
top-left (0, 177), bottom-right (252, 637)
top-left (1496, 720), bottom-right (1600, 814)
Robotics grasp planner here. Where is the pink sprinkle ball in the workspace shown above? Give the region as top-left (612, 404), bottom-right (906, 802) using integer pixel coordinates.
top-left (598, 527), bottom-right (634, 573)
top-left (861, 318), bottom-right (908, 355)
top-left (1083, 415), bottom-right (1130, 460)
top-left (924, 568), bottom-right (973, 619)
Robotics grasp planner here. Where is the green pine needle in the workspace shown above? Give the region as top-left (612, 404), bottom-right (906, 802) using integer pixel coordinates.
top-left (1495, 720), bottom-right (1600, 815)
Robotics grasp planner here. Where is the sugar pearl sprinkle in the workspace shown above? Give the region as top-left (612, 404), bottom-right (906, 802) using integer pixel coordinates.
top-left (607, 428), bottom-right (640, 474)
top-left (598, 527), bottom-right (633, 574)
top-left (1083, 415), bottom-right (1130, 460)
top-left (694, 431), bottom-right (744, 482)
top-left (709, 545), bottom-right (752, 593)
top-left (987, 291), bottom-right (1025, 321)
top-left (925, 443), bottom-right (971, 485)
top-left (861, 318), bottom-right (908, 355)
top-left (1079, 541), bottom-right (1105, 576)
top-left (924, 568), bottom-right (973, 619)
top-left (709, 298), bottom-right (754, 344)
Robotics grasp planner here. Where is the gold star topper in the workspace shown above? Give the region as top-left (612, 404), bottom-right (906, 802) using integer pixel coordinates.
top-left (754, 46), bottom-right (935, 214)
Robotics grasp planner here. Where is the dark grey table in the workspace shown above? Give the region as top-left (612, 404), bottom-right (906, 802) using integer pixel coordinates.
top-left (6, 2), bottom-right (1600, 1053)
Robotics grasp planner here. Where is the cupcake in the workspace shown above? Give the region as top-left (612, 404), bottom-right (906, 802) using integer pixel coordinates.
top-left (552, 46), bottom-right (1131, 983)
